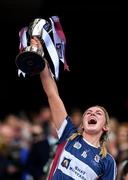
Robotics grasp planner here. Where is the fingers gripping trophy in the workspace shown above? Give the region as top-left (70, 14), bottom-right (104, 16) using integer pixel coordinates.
top-left (15, 16), bottom-right (69, 79)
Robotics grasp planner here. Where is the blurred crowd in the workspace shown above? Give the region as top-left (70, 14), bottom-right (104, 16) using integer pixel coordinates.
top-left (0, 106), bottom-right (128, 180)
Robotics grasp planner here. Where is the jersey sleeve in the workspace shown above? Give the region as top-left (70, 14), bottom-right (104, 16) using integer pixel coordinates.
top-left (57, 116), bottom-right (77, 143)
top-left (101, 155), bottom-right (117, 180)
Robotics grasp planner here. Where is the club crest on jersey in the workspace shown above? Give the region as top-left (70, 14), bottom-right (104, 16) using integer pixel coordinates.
top-left (94, 155), bottom-right (100, 163)
top-left (73, 141), bottom-right (82, 149)
top-left (61, 157), bottom-right (71, 169)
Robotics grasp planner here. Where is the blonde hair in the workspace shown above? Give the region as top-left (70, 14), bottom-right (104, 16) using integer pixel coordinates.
top-left (81, 105), bottom-right (110, 158)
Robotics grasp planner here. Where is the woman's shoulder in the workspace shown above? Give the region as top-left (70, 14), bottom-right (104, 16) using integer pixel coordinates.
top-left (102, 152), bottom-right (117, 167)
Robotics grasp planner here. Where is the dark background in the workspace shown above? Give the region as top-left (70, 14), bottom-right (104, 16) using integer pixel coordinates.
top-left (0, 1), bottom-right (126, 121)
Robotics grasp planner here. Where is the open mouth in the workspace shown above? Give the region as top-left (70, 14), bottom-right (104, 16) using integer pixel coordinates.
top-left (88, 119), bottom-right (97, 124)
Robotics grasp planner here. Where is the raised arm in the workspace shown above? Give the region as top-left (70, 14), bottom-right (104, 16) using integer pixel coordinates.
top-left (31, 37), bottom-right (67, 129)
top-left (40, 63), bottom-right (67, 130)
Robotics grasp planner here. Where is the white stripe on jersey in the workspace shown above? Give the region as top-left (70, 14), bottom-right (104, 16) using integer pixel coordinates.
top-left (57, 119), bottom-right (67, 139)
top-left (58, 149), bottom-right (98, 180)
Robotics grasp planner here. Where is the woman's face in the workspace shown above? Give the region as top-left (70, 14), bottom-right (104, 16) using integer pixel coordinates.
top-left (82, 106), bottom-right (108, 135)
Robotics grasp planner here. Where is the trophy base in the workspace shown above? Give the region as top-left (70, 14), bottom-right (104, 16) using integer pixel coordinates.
top-left (15, 51), bottom-right (45, 75)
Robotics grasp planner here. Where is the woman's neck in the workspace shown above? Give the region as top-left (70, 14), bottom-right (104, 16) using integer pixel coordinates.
top-left (82, 132), bottom-right (101, 147)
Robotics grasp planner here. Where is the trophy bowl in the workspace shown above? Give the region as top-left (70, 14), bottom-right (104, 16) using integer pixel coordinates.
top-left (15, 44), bottom-right (45, 76)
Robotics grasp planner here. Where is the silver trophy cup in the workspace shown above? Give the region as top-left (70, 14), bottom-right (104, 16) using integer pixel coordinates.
top-left (15, 18), bottom-right (50, 76)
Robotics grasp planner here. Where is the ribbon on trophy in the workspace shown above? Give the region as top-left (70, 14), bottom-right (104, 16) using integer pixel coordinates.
top-left (50, 16), bottom-right (69, 71)
top-left (18, 27), bottom-right (28, 77)
top-left (17, 16), bottom-right (69, 79)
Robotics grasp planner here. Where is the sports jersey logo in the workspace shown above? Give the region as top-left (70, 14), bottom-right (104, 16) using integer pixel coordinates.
top-left (61, 157), bottom-right (71, 169)
top-left (73, 141), bottom-right (82, 149)
top-left (94, 155), bottom-right (100, 163)
top-left (81, 151), bottom-right (88, 158)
